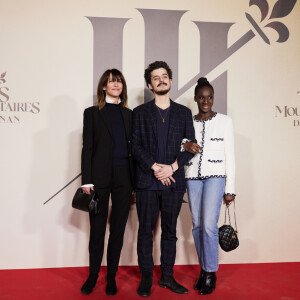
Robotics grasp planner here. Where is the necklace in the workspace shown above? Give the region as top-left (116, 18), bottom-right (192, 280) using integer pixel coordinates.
top-left (156, 105), bottom-right (170, 123)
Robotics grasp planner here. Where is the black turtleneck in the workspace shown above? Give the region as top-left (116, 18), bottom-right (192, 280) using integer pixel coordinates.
top-left (106, 103), bottom-right (129, 165)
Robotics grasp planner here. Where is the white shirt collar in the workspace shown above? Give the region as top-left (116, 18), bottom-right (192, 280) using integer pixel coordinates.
top-left (106, 96), bottom-right (121, 104)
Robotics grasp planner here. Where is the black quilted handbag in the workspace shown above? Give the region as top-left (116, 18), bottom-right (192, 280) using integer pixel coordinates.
top-left (72, 188), bottom-right (101, 215)
top-left (219, 201), bottom-right (239, 252)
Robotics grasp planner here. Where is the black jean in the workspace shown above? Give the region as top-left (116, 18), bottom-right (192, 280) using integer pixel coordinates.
top-left (88, 164), bottom-right (132, 274)
top-left (136, 189), bottom-right (183, 276)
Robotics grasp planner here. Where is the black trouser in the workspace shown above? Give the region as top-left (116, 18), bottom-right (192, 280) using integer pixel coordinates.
top-left (89, 164), bottom-right (132, 274)
top-left (136, 189), bottom-right (183, 276)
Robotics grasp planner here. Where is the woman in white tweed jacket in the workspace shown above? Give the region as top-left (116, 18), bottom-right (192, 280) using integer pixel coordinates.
top-left (182, 77), bottom-right (236, 295)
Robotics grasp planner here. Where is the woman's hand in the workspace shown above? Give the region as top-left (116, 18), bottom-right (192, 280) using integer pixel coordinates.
top-left (183, 142), bottom-right (202, 154)
top-left (223, 194), bottom-right (235, 206)
top-left (82, 186), bottom-right (94, 195)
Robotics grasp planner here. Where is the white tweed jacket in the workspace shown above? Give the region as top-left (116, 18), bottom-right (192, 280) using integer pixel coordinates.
top-left (183, 113), bottom-right (235, 195)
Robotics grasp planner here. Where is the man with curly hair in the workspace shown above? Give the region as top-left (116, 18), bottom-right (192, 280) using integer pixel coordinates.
top-left (132, 61), bottom-right (195, 296)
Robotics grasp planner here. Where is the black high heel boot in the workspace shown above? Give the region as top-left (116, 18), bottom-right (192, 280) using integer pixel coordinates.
top-left (200, 272), bottom-right (216, 295)
top-left (194, 269), bottom-right (206, 290)
top-left (81, 272), bottom-right (98, 295)
top-left (106, 272), bottom-right (117, 296)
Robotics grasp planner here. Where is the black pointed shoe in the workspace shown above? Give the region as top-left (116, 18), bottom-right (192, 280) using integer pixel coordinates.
top-left (81, 273), bottom-right (98, 295)
top-left (159, 274), bottom-right (189, 294)
top-left (106, 273), bottom-right (117, 296)
top-left (137, 272), bottom-right (153, 297)
top-left (200, 272), bottom-right (216, 295)
top-left (194, 269), bottom-right (206, 290)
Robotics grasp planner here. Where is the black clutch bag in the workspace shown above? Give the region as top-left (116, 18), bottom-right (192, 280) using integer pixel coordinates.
top-left (72, 188), bottom-right (101, 215)
top-left (219, 201), bottom-right (239, 252)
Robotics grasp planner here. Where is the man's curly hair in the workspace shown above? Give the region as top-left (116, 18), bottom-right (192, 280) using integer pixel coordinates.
top-left (144, 61), bottom-right (173, 87)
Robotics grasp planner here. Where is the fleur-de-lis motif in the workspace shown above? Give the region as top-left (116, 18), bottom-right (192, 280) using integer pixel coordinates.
top-left (0, 72), bottom-right (6, 84)
top-left (249, 0), bottom-right (269, 22)
top-left (246, 0), bottom-right (297, 44)
top-left (269, 0), bottom-right (297, 19)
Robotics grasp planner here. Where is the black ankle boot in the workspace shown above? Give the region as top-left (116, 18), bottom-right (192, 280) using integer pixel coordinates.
top-left (81, 272), bottom-right (98, 295)
top-left (200, 272), bottom-right (216, 295)
top-left (194, 269), bottom-right (206, 290)
top-left (159, 274), bottom-right (189, 294)
top-left (106, 272), bottom-right (117, 296)
top-left (137, 272), bottom-right (153, 297)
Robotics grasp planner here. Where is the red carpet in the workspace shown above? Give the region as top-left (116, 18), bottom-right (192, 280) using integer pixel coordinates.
top-left (1, 263), bottom-right (299, 300)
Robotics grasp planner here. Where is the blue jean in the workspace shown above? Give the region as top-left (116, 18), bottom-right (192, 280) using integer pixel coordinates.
top-left (186, 177), bottom-right (225, 272)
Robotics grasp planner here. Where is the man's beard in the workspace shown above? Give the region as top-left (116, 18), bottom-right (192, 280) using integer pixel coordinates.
top-left (154, 86), bottom-right (170, 95)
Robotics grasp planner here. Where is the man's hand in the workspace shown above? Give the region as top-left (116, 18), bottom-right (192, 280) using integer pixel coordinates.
top-left (152, 162), bottom-right (178, 185)
top-left (151, 162), bottom-right (161, 172)
top-left (160, 178), bottom-right (173, 186)
top-left (154, 163), bottom-right (177, 186)
top-left (154, 164), bottom-right (173, 180)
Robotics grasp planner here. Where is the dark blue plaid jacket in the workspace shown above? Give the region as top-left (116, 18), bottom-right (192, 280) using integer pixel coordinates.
top-left (132, 100), bottom-right (195, 191)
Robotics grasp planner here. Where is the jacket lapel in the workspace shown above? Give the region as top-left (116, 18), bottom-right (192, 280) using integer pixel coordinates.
top-left (168, 100), bottom-right (177, 142)
top-left (99, 106), bottom-right (113, 137)
top-left (148, 100), bottom-right (157, 139)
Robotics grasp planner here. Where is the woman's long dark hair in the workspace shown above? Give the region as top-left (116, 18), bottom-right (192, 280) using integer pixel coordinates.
top-left (96, 69), bottom-right (128, 109)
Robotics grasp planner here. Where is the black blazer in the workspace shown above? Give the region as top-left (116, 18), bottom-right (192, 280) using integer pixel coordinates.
top-left (81, 105), bottom-right (134, 188)
top-left (132, 100), bottom-right (195, 191)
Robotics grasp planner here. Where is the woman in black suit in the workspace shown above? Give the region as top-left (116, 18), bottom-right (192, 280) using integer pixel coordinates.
top-left (80, 69), bottom-right (134, 296)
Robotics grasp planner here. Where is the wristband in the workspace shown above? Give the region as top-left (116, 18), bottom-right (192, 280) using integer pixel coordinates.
top-left (170, 164), bottom-right (174, 174)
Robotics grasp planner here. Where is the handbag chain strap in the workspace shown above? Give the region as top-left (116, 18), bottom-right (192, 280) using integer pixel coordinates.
top-left (224, 200), bottom-right (238, 233)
